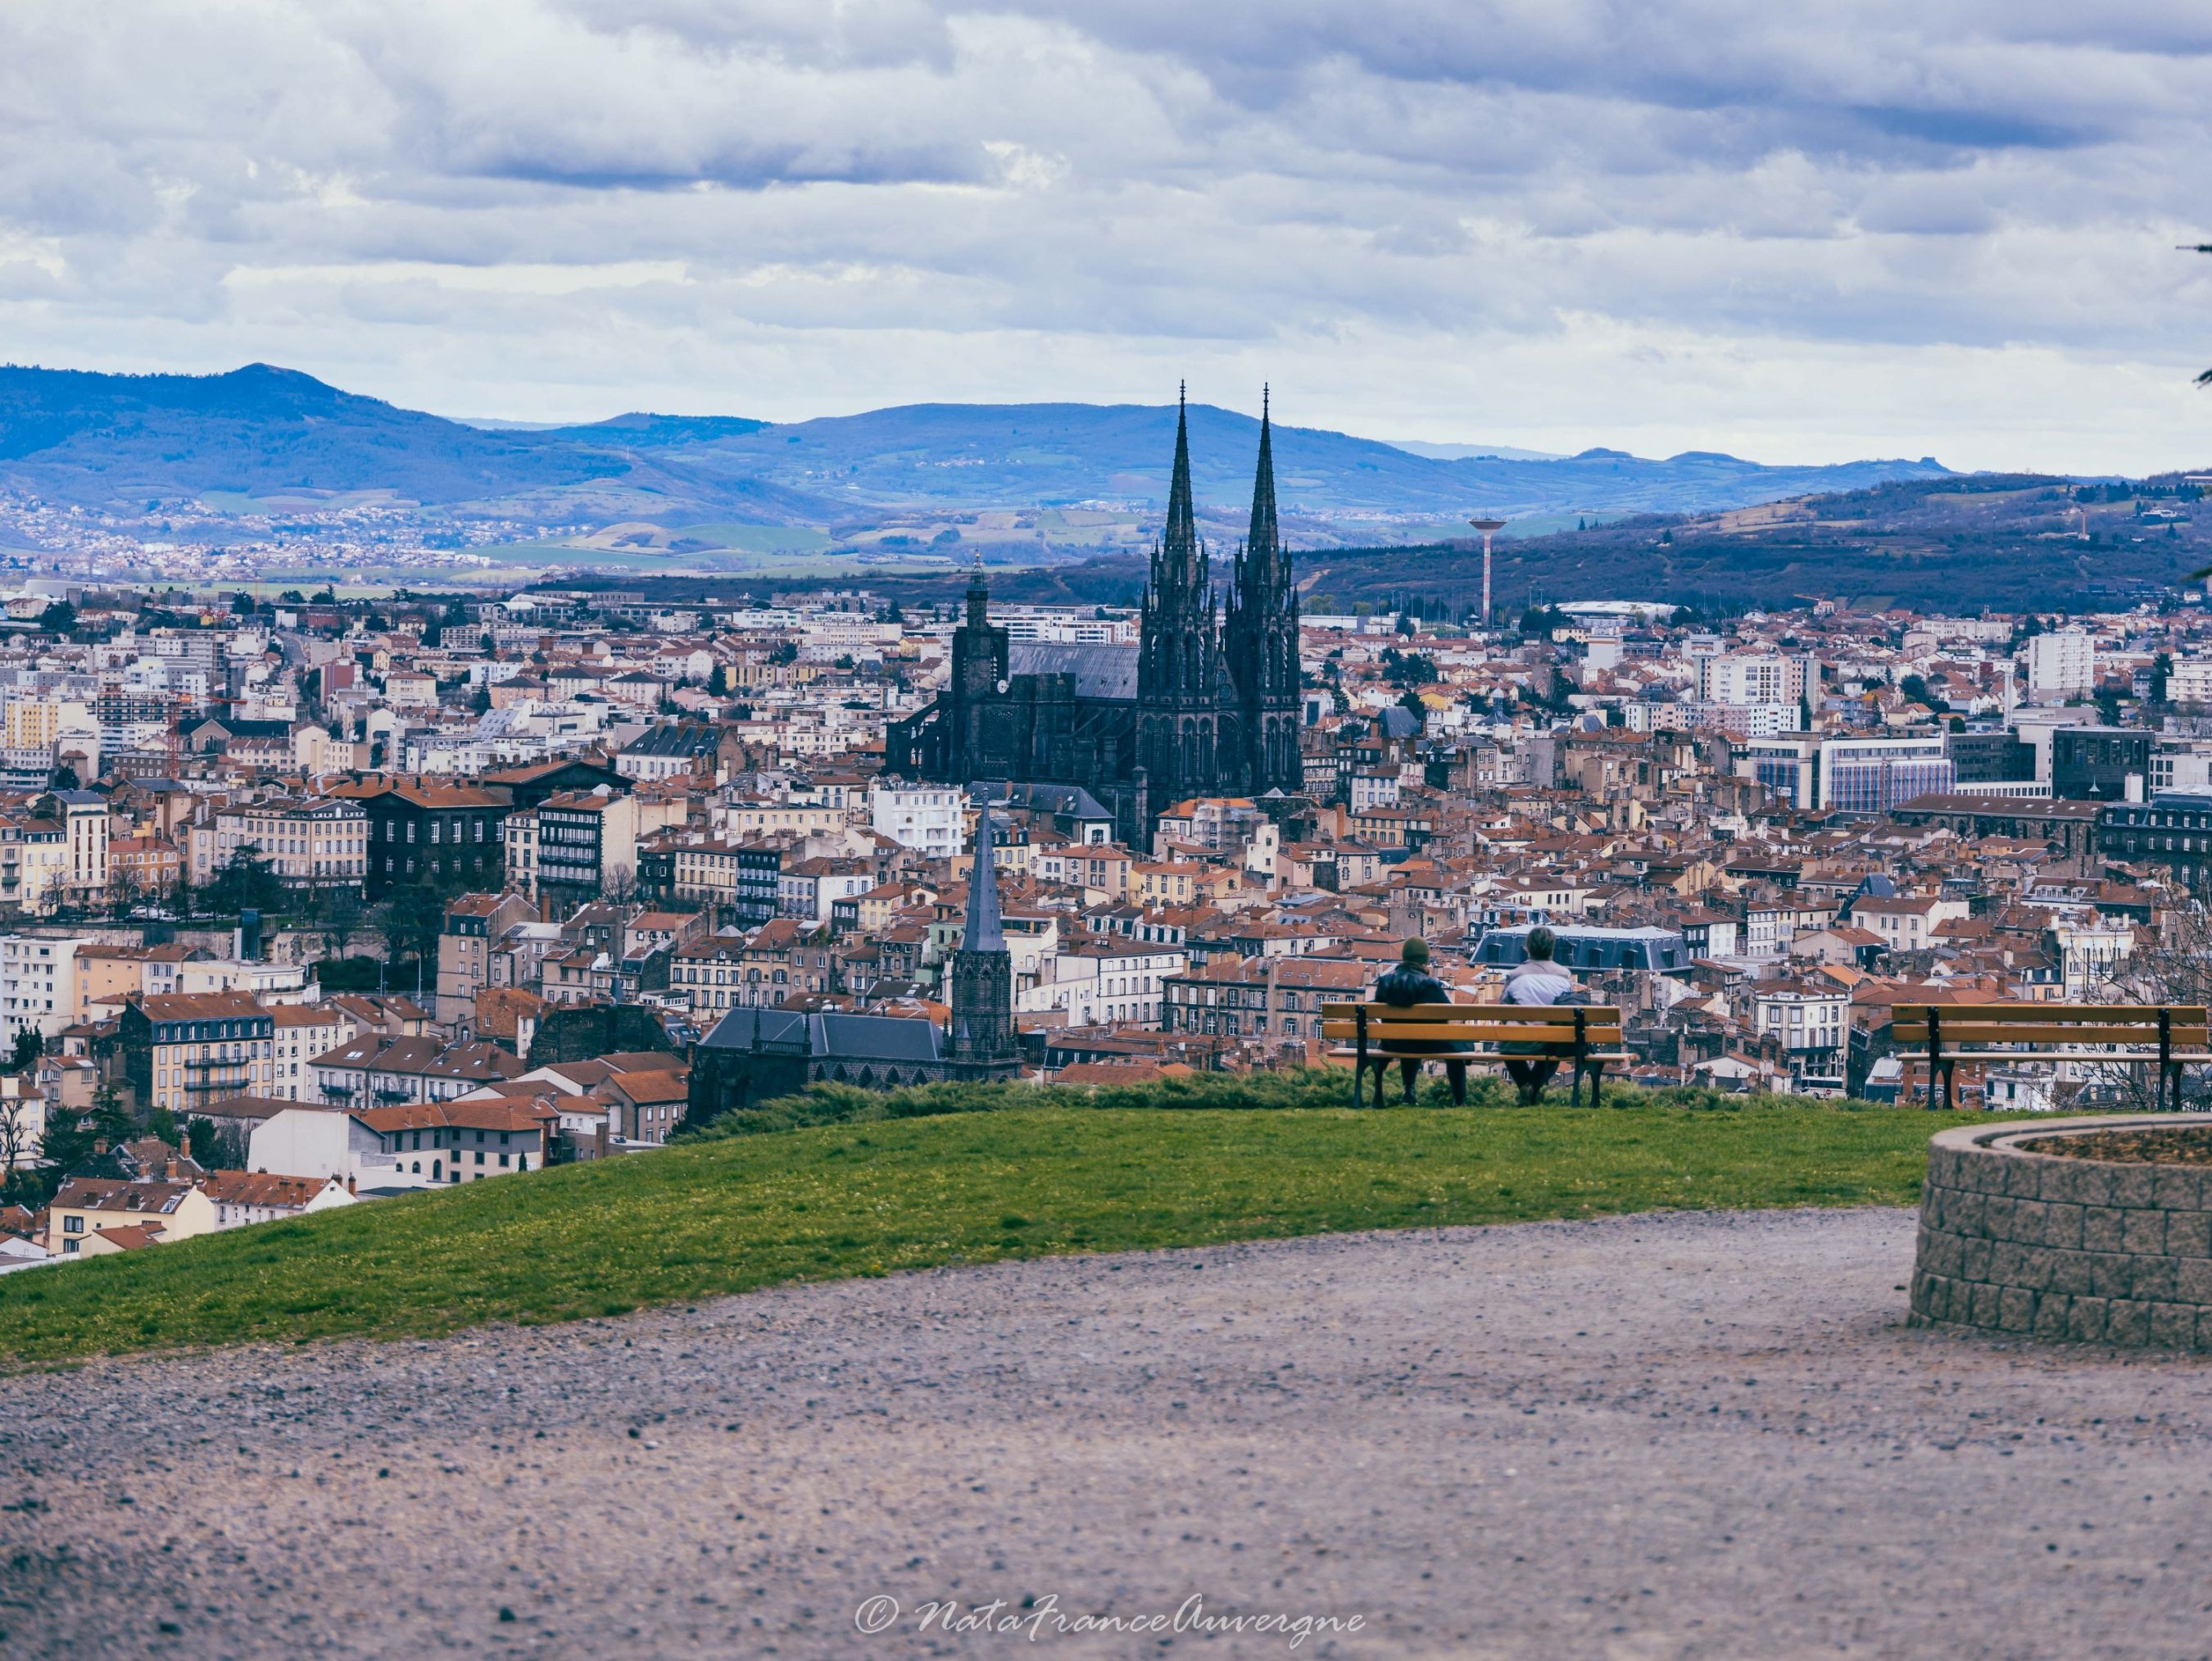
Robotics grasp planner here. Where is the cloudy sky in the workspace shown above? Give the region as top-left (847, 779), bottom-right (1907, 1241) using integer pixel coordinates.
top-left (3, 1), bottom-right (2210, 471)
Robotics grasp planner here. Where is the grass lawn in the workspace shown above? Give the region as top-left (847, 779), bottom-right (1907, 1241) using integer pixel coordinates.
top-left (0, 1102), bottom-right (2006, 1368)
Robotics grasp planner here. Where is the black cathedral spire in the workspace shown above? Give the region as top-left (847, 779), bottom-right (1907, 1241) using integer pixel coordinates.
top-left (1222, 385), bottom-right (1303, 797)
top-left (945, 796), bottom-right (1019, 1080)
top-left (1163, 380), bottom-right (1198, 575)
top-left (960, 794), bottom-right (1005, 953)
top-left (1247, 383), bottom-right (1279, 557)
top-left (1136, 381), bottom-right (1225, 810)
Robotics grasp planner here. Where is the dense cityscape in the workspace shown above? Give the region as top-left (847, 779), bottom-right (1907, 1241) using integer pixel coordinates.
top-left (5, 409), bottom-right (2212, 1259)
top-left (13, 7), bottom-right (2212, 1651)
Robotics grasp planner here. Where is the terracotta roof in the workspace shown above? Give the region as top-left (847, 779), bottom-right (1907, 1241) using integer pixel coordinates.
top-left (273, 1005), bottom-right (347, 1028)
top-left (356, 1098), bottom-right (555, 1134)
top-left (201, 1094), bottom-right (311, 1122)
top-left (324, 993), bottom-right (430, 1023)
top-left (327, 778), bottom-right (506, 809)
top-left (609, 1071), bottom-right (688, 1104)
top-left (200, 1171), bottom-right (338, 1208)
top-left (310, 1036), bottom-right (523, 1081)
top-left (600, 1051), bottom-right (683, 1073)
top-left (52, 1178), bottom-right (197, 1216)
top-left (134, 992), bottom-right (270, 1022)
top-left (85, 1222), bottom-right (166, 1250)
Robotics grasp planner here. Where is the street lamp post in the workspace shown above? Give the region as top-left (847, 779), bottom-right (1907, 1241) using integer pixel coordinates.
top-left (1469, 519), bottom-right (1507, 628)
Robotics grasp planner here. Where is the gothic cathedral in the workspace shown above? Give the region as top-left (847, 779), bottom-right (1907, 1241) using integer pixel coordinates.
top-left (886, 388), bottom-right (1303, 842)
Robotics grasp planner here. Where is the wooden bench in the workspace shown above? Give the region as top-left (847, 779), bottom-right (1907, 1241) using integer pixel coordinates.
top-left (1321, 1001), bottom-right (1629, 1108)
top-left (1892, 1003), bottom-right (2211, 1111)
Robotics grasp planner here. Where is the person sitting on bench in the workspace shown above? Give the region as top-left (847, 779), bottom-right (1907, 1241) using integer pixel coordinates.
top-left (1500, 926), bottom-right (1577, 1105)
top-left (1371, 937), bottom-right (1469, 1105)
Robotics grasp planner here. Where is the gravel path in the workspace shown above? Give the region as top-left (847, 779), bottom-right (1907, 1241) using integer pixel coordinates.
top-left (5, 1207), bottom-right (2212, 1659)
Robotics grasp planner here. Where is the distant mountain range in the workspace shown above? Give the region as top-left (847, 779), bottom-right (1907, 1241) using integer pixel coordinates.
top-left (0, 363), bottom-right (1956, 542)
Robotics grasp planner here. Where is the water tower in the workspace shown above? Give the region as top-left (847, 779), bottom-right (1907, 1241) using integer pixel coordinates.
top-left (1469, 518), bottom-right (1507, 626)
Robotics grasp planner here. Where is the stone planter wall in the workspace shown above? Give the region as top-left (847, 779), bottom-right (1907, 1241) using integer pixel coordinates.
top-left (1911, 1115), bottom-right (2212, 1350)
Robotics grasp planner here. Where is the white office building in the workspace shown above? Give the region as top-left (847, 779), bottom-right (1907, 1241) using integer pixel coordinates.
top-left (867, 782), bottom-right (968, 857)
top-left (2025, 630), bottom-right (2096, 702)
top-left (0, 935), bottom-right (85, 1043)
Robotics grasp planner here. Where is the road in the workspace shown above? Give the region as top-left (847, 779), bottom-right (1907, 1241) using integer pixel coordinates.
top-left (5, 1207), bottom-right (2211, 1659)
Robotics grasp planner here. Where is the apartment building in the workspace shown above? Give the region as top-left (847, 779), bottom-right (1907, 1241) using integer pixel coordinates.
top-left (535, 787), bottom-right (642, 912)
top-left (118, 992), bottom-right (277, 1121)
top-left (331, 778), bottom-right (512, 899)
top-left (1017, 937), bottom-right (1187, 1027)
top-left (0, 934), bottom-right (84, 1043)
top-left (48, 1174), bottom-right (216, 1256)
top-left (271, 1003), bottom-right (354, 1101)
top-left (664, 838), bottom-right (781, 925)
top-left (189, 795), bottom-right (367, 891)
top-left (1160, 955), bottom-right (1372, 1052)
top-left (436, 892), bottom-right (539, 1029)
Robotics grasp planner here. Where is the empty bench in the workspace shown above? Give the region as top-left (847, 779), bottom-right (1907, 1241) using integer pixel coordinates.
top-left (1892, 1003), bottom-right (2211, 1112)
top-left (1321, 1001), bottom-right (1629, 1108)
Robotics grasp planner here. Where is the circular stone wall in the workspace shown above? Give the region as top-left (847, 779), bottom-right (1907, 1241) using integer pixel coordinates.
top-left (1911, 1115), bottom-right (2212, 1350)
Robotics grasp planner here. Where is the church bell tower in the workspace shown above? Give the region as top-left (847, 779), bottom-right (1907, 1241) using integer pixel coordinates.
top-left (945, 794), bottom-right (1022, 1082)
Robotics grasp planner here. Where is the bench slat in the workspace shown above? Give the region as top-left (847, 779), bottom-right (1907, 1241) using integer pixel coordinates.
top-left (1894, 1004), bottom-right (2207, 1023)
top-left (1321, 1023), bottom-right (1623, 1045)
top-left (1329, 1047), bottom-right (1634, 1064)
top-left (1321, 1001), bottom-right (1626, 1012)
top-left (1905, 1048), bottom-right (2212, 1063)
top-left (1320, 1002), bottom-right (1622, 1023)
top-left (1896, 1023), bottom-right (2209, 1047)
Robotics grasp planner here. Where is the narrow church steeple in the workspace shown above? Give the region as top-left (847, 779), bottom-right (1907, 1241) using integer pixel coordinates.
top-left (1163, 380), bottom-right (1197, 575)
top-left (1222, 384), bottom-right (1303, 798)
top-left (960, 792), bottom-right (1004, 953)
top-left (1137, 382), bottom-right (1226, 813)
top-left (1247, 383), bottom-right (1279, 557)
top-left (945, 793), bottom-right (1020, 1081)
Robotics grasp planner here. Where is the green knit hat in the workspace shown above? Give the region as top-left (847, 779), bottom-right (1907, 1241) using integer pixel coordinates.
top-left (1399, 937), bottom-right (1430, 968)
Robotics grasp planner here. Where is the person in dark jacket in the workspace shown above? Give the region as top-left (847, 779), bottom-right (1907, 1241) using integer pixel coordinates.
top-left (1371, 937), bottom-right (1468, 1106)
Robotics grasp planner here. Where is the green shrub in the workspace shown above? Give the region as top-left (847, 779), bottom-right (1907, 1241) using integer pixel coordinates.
top-left (679, 1067), bottom-right (1896, 1141)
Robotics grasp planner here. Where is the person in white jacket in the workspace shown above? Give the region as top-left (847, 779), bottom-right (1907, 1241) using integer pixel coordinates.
top-left (1500, 927), bottom-right (1577, 1105)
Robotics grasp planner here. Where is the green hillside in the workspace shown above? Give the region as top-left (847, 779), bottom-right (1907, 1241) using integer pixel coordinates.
top-left (0, 1090), bottom-right (2007, 1368)
top-left (1297, 474), bottom-right (2212, 613)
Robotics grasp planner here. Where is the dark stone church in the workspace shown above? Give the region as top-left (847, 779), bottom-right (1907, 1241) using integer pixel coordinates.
top-left (682, 805), bottom-right (1023, 1127)
top-left (887, 390), bottom-right (1303, 844)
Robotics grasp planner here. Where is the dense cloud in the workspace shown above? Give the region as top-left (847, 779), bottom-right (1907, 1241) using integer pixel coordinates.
top-left (2, 1), bottom-right (2209, 470)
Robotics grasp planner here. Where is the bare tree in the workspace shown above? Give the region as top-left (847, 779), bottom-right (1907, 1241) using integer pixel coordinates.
top-left (318, 886), bottom-right (365, 964)
top-left (0, 1092), bottom-right (39, 1175)
top-left (107, 864), bottom-right (143, 920)
top-left (2087, 896), bottom-right (2212, 1109)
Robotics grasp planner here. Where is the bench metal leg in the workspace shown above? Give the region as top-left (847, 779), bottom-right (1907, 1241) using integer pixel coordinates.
top-left (1589, 1062), bottom-right (1605, 1110)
